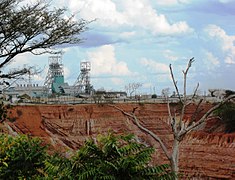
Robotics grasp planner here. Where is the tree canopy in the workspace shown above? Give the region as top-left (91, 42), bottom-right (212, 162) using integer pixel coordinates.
top-left (0, 0), bottom-right (89, 80)
top-left (0, 133), bottom-right (174, 179)
top-left (70, 133), bottom-right (173, 180)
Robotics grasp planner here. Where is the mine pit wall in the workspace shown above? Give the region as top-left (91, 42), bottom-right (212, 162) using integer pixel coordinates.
top-left (7, 103), bottom-right (235, 179)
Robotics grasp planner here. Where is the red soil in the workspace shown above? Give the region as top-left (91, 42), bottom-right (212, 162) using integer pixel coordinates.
top-left (4, 103), bottom-right (235, 179)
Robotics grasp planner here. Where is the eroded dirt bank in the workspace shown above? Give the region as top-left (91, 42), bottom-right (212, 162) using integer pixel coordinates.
top-left (4, 103), bottom-right (235, 179)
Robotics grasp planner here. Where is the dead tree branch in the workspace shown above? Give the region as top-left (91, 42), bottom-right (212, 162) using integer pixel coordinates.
top-left (108, 104), bottom-right (171, 160)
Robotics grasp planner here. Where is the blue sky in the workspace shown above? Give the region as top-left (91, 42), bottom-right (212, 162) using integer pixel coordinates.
top-left (11, 0), bottom-right (235, 95)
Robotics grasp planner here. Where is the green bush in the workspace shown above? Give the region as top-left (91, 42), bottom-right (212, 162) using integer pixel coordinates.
top-left (214, 102), bottom-right (235, 133)
top-left (152, 94), bottom-right (157, 98)
top-left (42, 153), bottom-right (73, 180)
top-left (71, 133), bottom-right (173, 180)
top-left (0, 102), bottom-right (11, 123)
top-left (0, 134), bottom-right (47, 179)
top-left (0, 133), bottom-right (174, 179)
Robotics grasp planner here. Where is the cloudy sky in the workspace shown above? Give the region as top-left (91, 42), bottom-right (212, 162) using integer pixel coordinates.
top-left (11, 0), bottom-right (235, 95)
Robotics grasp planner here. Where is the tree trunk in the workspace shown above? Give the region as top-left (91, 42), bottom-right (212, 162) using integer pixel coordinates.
top-left (170, 139), bottom-right (180, 179)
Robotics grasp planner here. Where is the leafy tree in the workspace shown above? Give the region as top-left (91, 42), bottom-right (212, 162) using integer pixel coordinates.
top-left (0, 133), bottom-right (174, 179)
top-left (71, 133), bottom-right (174, 180)
top-left (0, 134), bottom-right (47, 179)
top-left (0, 0), bottom-right (89, 80)
top-left (152, 94), bottom-right (157, 98)
top-left (42, 153), bottom-right (73, 180)
top-left (225, 90), bottom-right (235, 98)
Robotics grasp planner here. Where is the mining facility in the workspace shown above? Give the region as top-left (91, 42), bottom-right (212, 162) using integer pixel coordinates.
top-left (3, 55), bottom-right (229, 104)
top-left (2, 55), bottom-right (94, 101)
top-left (2, 55), bottom-right (127, 103)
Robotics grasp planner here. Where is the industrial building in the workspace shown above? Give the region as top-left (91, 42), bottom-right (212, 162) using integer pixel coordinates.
top-left (2, 55), bottom-right (127, 103)
top-left (2, 55), bottom-right (93, 100)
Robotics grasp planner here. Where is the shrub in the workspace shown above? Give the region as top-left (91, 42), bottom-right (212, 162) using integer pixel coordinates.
top-left (214, 102), bottom-right (235, 133)
top-left (0, 102), bottom-right (11, 123)
top-left (0, 133), bottom-right (174, 179)
top-left (71, 133), bottom-right (174, 179)
top-left (0, 134), bottom-right (47, 179)
top-left (152, 94), bottom-right (157, 98)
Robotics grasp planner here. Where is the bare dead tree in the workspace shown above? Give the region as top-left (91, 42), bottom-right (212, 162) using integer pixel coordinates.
top-left (110, 58), bottom-right (235, 177)
top-left (0, 0), bottom-right (90, 80)
top-left (161, 87), bottom-right (170, 102)
top-left (124, 82), bottom-right (142, 97)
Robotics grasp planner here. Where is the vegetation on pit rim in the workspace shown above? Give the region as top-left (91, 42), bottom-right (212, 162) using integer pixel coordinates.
top-left (0, 133), bottom-right (174, 180)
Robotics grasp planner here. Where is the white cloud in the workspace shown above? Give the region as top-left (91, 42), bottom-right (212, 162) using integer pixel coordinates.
top-left (205, 51), bottom-right (220, 66)
top-left (120, 31), bottom-right (136, 38)
top-left (121, 0), bottom-right (192, 35)
top-left (9, 53), bottom-right (31, 69)
top-left (86, 45), bottom-right (131, 76)
top-left (154, 0), bottom-right (191, 6)
top-left (205, 24), bottom-right (235, 64)
top-left (164, 50), bottom-right (178, 61)
top-left (225, 56), bottom-right (235, 64)
top-left (204, 51), bottom-right (220, 71)
top-left (69, 0), bottom-right (126, 26)
top-left (63, 66), bottom-right (71, 79)
top-left (140, 58), bottom-right (169, 73)
top-left (62, 0), bottom-right (192, 35)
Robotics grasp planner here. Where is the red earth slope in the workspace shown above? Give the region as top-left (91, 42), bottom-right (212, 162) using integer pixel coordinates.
top-left (5, 103), bottom-right (235, 179)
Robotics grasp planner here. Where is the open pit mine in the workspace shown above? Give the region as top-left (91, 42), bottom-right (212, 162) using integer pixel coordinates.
top-left (0, 103), bottom-right (234, 179)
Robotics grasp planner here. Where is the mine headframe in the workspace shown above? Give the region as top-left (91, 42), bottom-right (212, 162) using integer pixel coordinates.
top-left (73, 61), bottom-right (93, 97)
top-left (43, 55), bottom-right (65, 95)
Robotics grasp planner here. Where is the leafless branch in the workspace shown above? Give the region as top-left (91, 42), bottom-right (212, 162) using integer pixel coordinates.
top-left (167, 97), bottom-right (177, 134)
top-left (187, 99), bottom-right (203, 127)
top-left (191, 83), bottom-right (200, 100)
top-left (169, 64), bottom-right (182, 103)
top-left (108, 104), bottom-right (171, 160)
top-left (180, 94), bottom-right (235, 137)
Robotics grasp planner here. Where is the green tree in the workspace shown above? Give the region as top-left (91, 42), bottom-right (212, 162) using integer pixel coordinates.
top-left (71, 133), bottom-right (173, 180)
top-left (0, 133), bottom-right (174, 179)
top-left (42, 153), bottom-right (73, 180)
top-left (214, 102), bottom-right (235, 133)
top-left (0, 0), bottom-right (89, 80)
top-left (0, 134), bottom-right (47, 179)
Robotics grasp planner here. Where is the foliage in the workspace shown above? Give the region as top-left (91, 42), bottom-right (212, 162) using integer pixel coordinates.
top-left (42, 153), bottom-right (73, 180)
top-left (152, 94), bottom-right (157, 98)
top-left (0, 133), bottom-right (174, 179)
top-left (225, 90), bottom-right (235, 98)
top-left (214, 102), bottom-right (235, 133)
top-left (0, 134), bottom-right (47, 179)
top-left (0, 101), bottom-right (11, 123)
top-left (0, 0), bottom-right (89, 79)
top-left (71, 133), bottom-right (174, 180)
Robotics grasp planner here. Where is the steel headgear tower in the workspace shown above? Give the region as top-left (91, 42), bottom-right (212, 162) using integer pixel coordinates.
top-left (73, 61), bottom-right (92, 96)
top-left (43, 55), bottom-right (64, 94)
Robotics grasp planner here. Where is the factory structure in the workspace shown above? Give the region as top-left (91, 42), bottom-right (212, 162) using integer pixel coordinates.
top-left (2, 54), bottom-right (128, 103)
top-left (3, 55), bottom-right (95, 100)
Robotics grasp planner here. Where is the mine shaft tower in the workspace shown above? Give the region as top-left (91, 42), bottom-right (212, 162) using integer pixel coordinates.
top-left (74, 61), bottom-right (92, 96)
top-left (43, 55), bottom-right (65, 94)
